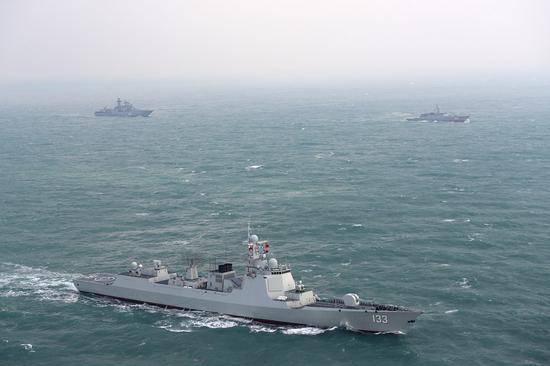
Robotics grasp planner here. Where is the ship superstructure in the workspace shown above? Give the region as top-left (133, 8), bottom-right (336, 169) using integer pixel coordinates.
top-left (74, 228), bottom-right (422, 333)
top-left (94, 98), bottom-right (153, 117)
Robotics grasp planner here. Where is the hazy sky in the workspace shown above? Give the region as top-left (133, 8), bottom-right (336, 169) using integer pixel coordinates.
top-left (1, 0), bottom-right (549, 83)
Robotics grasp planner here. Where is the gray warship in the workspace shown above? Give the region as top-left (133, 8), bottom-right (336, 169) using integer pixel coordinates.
top-left (95, 98), bottom-right (153, 117)
top-left (74, 228), bottom-right (422, 333)
top-left (407, 105), bottom-right (469, 123)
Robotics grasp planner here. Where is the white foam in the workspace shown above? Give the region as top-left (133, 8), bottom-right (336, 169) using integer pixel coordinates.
top-left (20, 343), bottom-right (35, 352)
top-left (458, 278), bottom-right (471, 289)
top-left (245, 165), bottom-right (263, 171)
top-left (442, 219), bottom-right (456, 223)
top-left (0, 263), bottom-right (79, 303)
top-left (281, 326), bottom-right (327, 335)
top-left (135, 213), bottom-right (150, 216)
top-left (351, 224), bottom-right (363, 227)
top-left (445, 309), bottom-right (459, 314)
top-left (249, 325), bottom-right (277, 333)
top-left (155, 320), bottom-right (192, 333)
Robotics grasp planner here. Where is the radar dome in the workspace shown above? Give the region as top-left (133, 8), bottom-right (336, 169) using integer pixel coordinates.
top-left (342, 293), bottom-right (360, 307)
top-left (268, 258), bottom-right (278, 269)
top-left (250, 234), bottom-right (259, 243)
top-left (130, 262), bottom-right (138, 269)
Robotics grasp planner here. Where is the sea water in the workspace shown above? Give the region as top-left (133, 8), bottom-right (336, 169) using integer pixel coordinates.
top-left (1, 81), bottom-right (549, 365)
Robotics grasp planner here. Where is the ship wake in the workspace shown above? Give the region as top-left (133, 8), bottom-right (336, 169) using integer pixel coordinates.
top-left (0, 262), bottom-right (79, 303)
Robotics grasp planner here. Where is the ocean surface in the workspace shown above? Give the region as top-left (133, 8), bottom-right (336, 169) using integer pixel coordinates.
top-left (1, 82), bottom-right (549, 365)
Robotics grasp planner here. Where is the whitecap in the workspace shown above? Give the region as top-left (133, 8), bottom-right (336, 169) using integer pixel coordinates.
top-left (135, 213), bottom-right (149, 217)
top-left (458, 278), bottom-right (471, 289)
top-left (351, 224), bottom-right (363, 227)
top-left (245, 165), bottom-right (263, 171)
top-left (442, 219), bottom-right (456, 223)
top-left (445, 309), bottom-right (459, 314)
top-left (341, 261), bottom-right (351, 266)
top-left (20, 343), bottom-right (35, 352)
top-left (157, 325), bottom-right (192, 333)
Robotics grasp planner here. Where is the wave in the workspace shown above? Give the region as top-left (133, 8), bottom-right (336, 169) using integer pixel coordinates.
top-left (245, 165), bottom-right (263, 171)
top-left (458, 277), bottom-right (471, 289)
top-left (152, 311), bottom-right (336, 336)
top-left (20, 343), bottom-right (35, 352)
top-left (0, 262), bottom-right (79, 303)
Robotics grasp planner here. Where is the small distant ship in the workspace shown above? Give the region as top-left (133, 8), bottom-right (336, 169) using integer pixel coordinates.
top-left (407, 105), bottom-right (469, 123)
top-left (95, 98), bottom-right (153, 117)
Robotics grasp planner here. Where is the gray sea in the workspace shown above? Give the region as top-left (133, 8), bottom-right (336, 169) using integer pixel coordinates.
top-left (1, 81), bottom-right (549, 365)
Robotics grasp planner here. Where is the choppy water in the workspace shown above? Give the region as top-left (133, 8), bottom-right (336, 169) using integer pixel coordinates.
top-left (1, 82), bottom-right (549, 365)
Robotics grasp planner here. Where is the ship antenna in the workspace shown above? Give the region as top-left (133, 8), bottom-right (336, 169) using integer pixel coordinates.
top-left (436, 104), bottom-right (440, 113)
top-left (247, 221), bottom-right (251, 242)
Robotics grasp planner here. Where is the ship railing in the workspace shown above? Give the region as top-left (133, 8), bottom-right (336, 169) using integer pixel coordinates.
top-left (310, 298), bottom-right (404, 311)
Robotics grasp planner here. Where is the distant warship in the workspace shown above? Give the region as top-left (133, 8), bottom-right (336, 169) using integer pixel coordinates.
top-left (74, 226), bottom-right (422, 333)
top-left (94, 98), bottom-right (153, 117)
top-left (407, 105), bottom-right (469, 123)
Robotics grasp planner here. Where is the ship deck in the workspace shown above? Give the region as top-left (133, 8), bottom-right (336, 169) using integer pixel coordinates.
top-left (308, 298), bottom-right (405, 311)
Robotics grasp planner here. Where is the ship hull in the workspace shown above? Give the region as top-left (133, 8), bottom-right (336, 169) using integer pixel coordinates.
top-left (94, 110), bottom-right (153, 117)
top-left (407, 115), bottom-right (470, 123)
top-left (74, 274), bottom-right (421, 333)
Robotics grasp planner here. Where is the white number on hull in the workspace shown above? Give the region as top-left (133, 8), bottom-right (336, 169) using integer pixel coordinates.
top-left (372, 314), bottom-right (388, 323)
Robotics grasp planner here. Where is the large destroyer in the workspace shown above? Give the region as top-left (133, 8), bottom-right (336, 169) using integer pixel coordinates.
top-left (74, 229), bottom-right (422, 333)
